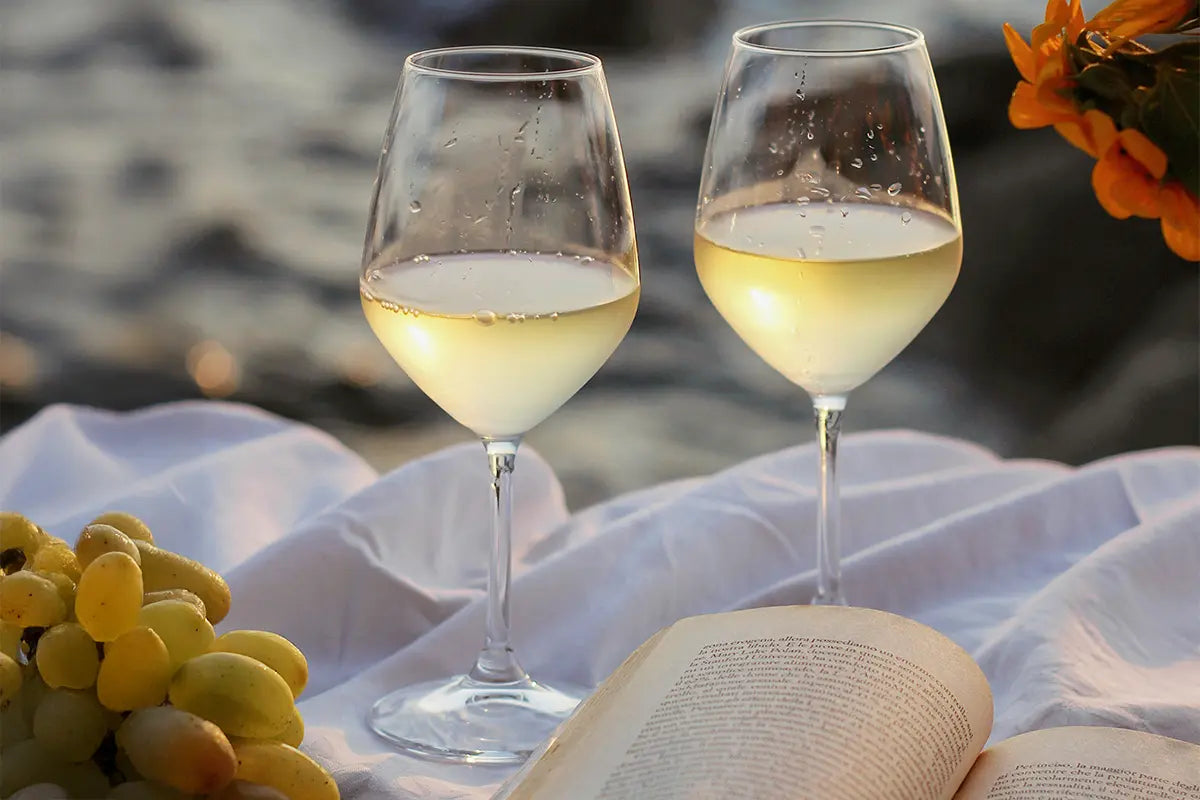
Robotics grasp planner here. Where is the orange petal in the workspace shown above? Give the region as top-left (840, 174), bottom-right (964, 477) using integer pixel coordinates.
top-left (1054, 119), bottom-right (1099, 157)
top-left (1066, 0), bottom-right (1086, 39)
top-left (1003, 23), bottom-right (1038, 83)
top-left (1092, 151), bottom-right (1135, 219)
top-left (1084, 109), bottom-right (1119, 154)
top-left (1118, 128), bottom-right (1168, 179)
top-left (1088, 0), bottom-right (1192, 37)
top-left (1159, 184), bottom-right (1200, 260)
top-left (1010, 82), bottom-right (1075, 128)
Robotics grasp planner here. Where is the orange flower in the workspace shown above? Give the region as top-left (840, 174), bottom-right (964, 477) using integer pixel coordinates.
top-left (1087, 0), bottom-right (1194, 40)
top-left (1159, 184), bottom-right (1200, 261)
top-left (1091, 127), bottom-right (1168, 219)
top-left (1004, 0), bottom-right (1086, 129)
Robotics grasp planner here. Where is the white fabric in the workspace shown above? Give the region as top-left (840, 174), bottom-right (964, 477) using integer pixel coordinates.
top-left (1, 402), bottom-right (1197, 798)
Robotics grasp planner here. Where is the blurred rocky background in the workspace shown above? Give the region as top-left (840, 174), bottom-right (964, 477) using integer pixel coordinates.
top-left (1, 0), bottom-right (1196, 508)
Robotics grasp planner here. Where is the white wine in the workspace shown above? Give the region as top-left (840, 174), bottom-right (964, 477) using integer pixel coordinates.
top-left (695, 202), bottom-right (961, 396)
top-left (361, 251), bottom-right (639, 438)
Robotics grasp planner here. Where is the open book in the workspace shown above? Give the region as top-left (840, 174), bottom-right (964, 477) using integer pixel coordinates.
top-left (494, 606), bottom-right (1200, 799)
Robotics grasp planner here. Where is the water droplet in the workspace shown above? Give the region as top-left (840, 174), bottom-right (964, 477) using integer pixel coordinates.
top-left (794, 71), bottom-right (799, 78)
top-left (444, 138), bottom-right (458, 148)
top-left (413, 254), bottom-right (430, 263)
top-left (887, 182), bottom-right (902, 196)
top-left (473, 215), bottom-right (486, 225)
top-left (767, 142), bottom-right (779, 154)
top-left (919, 125), bottom-right (926, 134)
top-left (812, 187), bottom-right (831, 198)
top-left (866, 129), bottom-right (875, 139)
top-left (800, 172), bottom-right (816, 184)
top-left (580, 256), bottom-right (594, 264)
top-left (776, 169), bottom-right (784, 176)
top-left (796, 196), bottom-right (811, 206)
top-left (409, 201), bottom-right (422, 213)
top-left (806, 131), bottom-right (814, 140)
top-left (901, 211), bottom-right (913, 225)
top-left (809, 224), bottom-right (826, 237)
top-left (850, 158), bottom-right (863, 169)
top-left (550, 312), bottom-right (559, 321)
top-left (795, 89), bottom-right (806, 100)
top-left (869, 153), bottom-right (879, 162)
top-left (796, 247), bottom-right (807, 258)
top-left (474, 310), bottom-right (497, 326)
top-left (876, 122), bottom-right (884, 130)
top-left (855, 186), bottom-right (872, 199)
top-left (506, 313), bottom-right (526, 324)
top-left (870, 183), bottom-right (883, 191)
top-left (840, 208), bottom-right (849, 218)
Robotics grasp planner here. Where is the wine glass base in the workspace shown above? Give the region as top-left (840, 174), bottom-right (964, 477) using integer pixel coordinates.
top-left (367, 673), bottom-right (585, 764)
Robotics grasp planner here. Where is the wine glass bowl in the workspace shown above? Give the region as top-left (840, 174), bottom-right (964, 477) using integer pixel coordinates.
top-left (695, 21), bottom-right (961, 605)
top-left (360, 46), bottom-right (637, 763)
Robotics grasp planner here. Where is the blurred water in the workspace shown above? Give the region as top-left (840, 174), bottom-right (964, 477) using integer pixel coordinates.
top-left (1, 0), bottom-right (1195, 508)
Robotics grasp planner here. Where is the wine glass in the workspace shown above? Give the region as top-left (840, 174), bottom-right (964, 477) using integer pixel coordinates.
top-left (695, 21), bottom-right (961, 605)
top-left (360, 46), bottom-right (638, 763)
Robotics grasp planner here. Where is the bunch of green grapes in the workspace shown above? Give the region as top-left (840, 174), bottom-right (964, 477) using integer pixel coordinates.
top-left (0, 511), bottom-right (339, 800)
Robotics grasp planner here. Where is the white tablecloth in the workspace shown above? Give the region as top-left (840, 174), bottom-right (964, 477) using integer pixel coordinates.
top-left (2, 402), bottom-right (1198, 798)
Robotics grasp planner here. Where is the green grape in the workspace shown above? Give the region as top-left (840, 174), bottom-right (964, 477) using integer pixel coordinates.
top-left (75, 551), bottom-right (142, 642)
top-left (231, 740), bottom-right (340, 800)
top-left (19, 666), bottom-right (47, 727)
top-left (138, 599), bottom-right (215, 671)
top-left (117, 706), bottom-right (237, 793)
top-left (0, 739), bottom-right (69, 796)
top-left (212, 630), bottom-right (308, 699)
top-left (169, 652), bottom-right (294, 739)
top-left (0, 651), bottom-right (22, 709)
top-left (89, 511), bottom-right (154, 545)
top-left (97, 625), bottom-right (170, 711)
top-left (107, 781), bottom-right (194, 800)
top-left (1, 620), bottom-right (23, 659)
top-left (46, 761), bottom-right (110, 798)
top-left (273, 704), bottom-right (304, 748)
top-left (0, 571), bottom-right (66, 627)
top-left (143, 588), bottom-right (206, 616)
top-left (30, 570), bottom-right (75, 623)
top-left (75, 523), bottom-right (141, 570)
top-left (1, 691), bottom-right (33, 746)
top-left (32, 687), bottom-right (106, 762)
top-left (28, 543), bottom-right (81, 583)
top-left (0, 512), bottom-right (48, 561)
top-left (35, 623), bottom-right (99, 690)
top-left (209, 780), bottom-right (291, 800)
top-left (7, 783), bottom-right (72, 800)
top-left (135, 540), bottom-right (231, 624)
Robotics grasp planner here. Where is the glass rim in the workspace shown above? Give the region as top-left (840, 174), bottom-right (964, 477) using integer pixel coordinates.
top-left (405, 45), bottom-right (603, 80)
top-left (733, 19), bottom-right (925, 57)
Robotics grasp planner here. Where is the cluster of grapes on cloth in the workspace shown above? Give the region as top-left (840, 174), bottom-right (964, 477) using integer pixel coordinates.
top-left (0, 511), bottom-right (338, 799)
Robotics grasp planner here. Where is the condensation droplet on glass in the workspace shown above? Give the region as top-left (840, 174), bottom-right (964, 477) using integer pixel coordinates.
top-left (444, 138), bottom-right (457, 148)
top-left (580, 256), bottom-right (594, 264)
top-left (901, 211), bottom-right (913, 225)
top-left (474, 310), bottom-right (497, 326)
top-left (809, 224), bottom-right (825, 237)
top-left (870, 183), bottom-right (883, 191)
top-left (776, 169), bottom-right (784, 176)
top-left (887, 182), bottom-right (902, 196)
top-left (506, 313), bottom-right (526, 324)
top-left (876, 122), bottom-right (884, 130)
top-left (806, 131), bottom-right (814, 140)
top-left (800, 172), bottom-right (816, 184)
top-left (870, 153), bottom-right (879, 161)
top-left (413, 254), bottom-right (430, 263)
top-left (550, 312), bottom-right (559, 321)
top-left (768, 142), bottom-right (779, 154)
top-left (796, 247), bottom-right (807, 258)
top-left (866, 129), bottom-right (875, 139)
top-left (409, 201), bottom-right (421, 213)
top-left (850, 158), bottom-right (863, 169)
top-left (796, 89), bottom-right (806, 100)
top-left (796, 196), bottom-right (811, 206)
top-left (813, 186), bottom-right (831, 198)
top-left (855, 187), bottom-right (872, 199)
top-left (840, 207), bottom-right (849, 218)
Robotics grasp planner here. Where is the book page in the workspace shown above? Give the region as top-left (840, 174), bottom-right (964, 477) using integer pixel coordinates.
top-left (953, 726), bottom-right (1200, 800)
top-left (498, 605), bottom-right (992, 800)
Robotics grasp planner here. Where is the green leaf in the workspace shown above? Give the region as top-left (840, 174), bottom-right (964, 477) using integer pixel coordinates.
top-left (1139, 63), bottom-right (1200, 195)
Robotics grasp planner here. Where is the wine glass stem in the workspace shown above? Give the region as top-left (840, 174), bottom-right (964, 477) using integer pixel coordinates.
top-left (812, 396), bottom-right (847, 606)
top-left (470, 438), bottom-right (529, 685)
